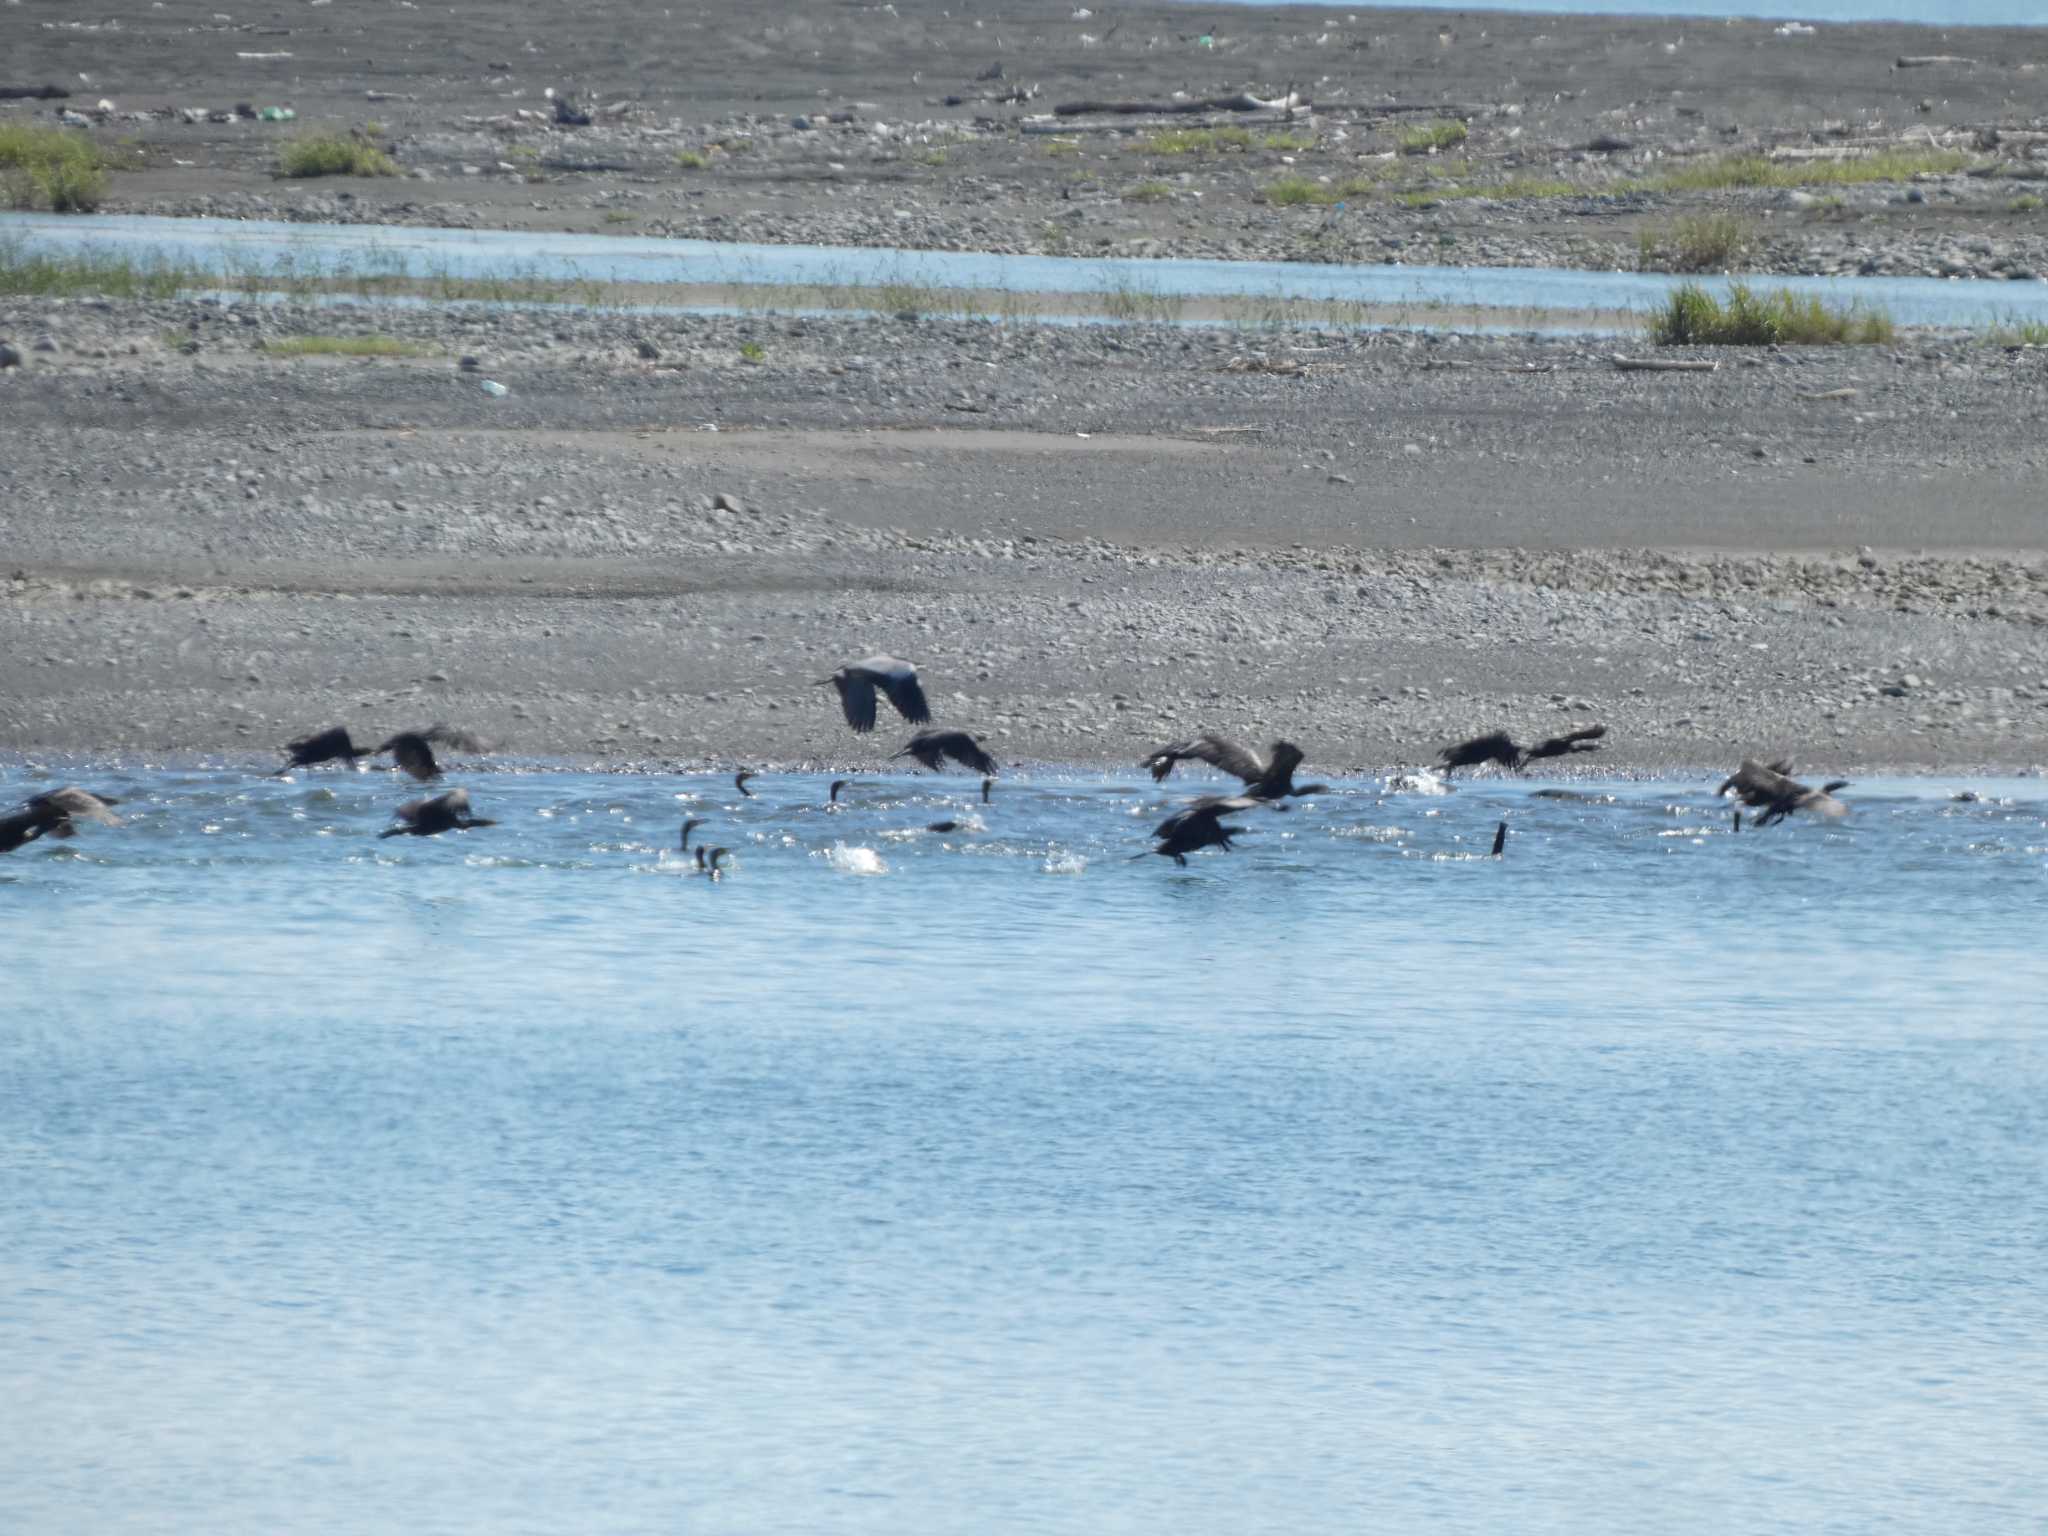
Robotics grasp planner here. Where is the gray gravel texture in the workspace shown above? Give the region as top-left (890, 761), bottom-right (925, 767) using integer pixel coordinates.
top-left (4, 294), bottom-right (2047, 778)
top-left (10, 0), bottom-right (2048, 281)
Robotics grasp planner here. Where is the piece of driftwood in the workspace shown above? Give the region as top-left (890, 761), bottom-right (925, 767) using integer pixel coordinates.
top-left (1798, 387), bottom-right (1859, 401)
top-left (1897, 55), bottom-right (1977, 67)
top-left (1054, 91), bottom-right (1307, 118)
top-left (1613, 355), bottom-right (1719, 372)
top-left (0, 85), bottom-right (70, 100)
top-left (1189, 424), bottom-right (1267, 435)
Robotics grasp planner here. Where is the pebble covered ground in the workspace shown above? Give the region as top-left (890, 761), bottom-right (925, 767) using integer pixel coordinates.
top-left (4, 294), bottom-right (2046, 776)
top-left (10, 0), bottom-right (2048, 282)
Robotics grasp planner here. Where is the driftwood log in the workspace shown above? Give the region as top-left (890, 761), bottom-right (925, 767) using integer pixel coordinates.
top-left (1613, 355), bottom-right (1720, 373)
top-left (1054, 91), bottom-right (1307, 118)
top-left (0, 85), bottom-right (71, 100)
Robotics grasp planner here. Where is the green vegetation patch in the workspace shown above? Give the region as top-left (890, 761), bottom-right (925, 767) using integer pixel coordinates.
top-left (1140, 126), bottom-right (1253, 156)
top-left (277, 135), bottom-right (399, 178)
top-left (264, 334), bottom-right (435, 358)
top-left (1122, 180), bottom-right (1174, 203)
top-left (0, 125), bottom-right (111, 212)
top-left (1637, 213), bottom-right (1757, 273)
top-left (1650, 281), bottom-right (1894, 346)
top-left (1644, 149), bottom-right (1972, 192)
top-left (1399, 119), bottom-right (1469, 155)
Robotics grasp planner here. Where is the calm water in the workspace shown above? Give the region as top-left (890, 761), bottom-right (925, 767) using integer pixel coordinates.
top-left (9, 212), bottom-right (2048, 332)
top-left (5, 765), bottom-right (2047, 1533)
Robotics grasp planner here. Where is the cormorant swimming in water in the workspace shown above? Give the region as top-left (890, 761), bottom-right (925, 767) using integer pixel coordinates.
top-left (1491, 821), bottom-right (1507, 857)
top-left (734, 770), bottom-right (757, 799)
top-left (679, 817), bottom-right (707, 852)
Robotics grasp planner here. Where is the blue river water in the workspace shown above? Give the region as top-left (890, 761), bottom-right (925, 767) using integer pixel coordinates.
top-left (7, 212), bottom-right (2048, 332)
top-left (4, 763), bottom-right (2046, 1532)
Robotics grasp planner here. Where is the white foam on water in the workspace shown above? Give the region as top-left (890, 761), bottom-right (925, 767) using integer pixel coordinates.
top-left (822, 843), bottom-right (888, 875)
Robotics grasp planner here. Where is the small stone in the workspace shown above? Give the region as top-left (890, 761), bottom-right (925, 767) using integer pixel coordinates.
top-left (0, 344), bottom-right (20, 369)
top-left (634, 338), bottom-right (660, 360)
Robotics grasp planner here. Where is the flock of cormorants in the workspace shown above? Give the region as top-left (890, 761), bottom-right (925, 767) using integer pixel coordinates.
top-left (4, 654), bottom-right (1853, 867)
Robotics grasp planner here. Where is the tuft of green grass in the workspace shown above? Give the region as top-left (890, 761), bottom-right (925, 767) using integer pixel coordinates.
top-left (675, 148), bottom-right (712, 170)
top-left (1637, 213), bottom-right (1756, 273)
top-left (1642, 148), bottom-right (1971, 192)
top-left (0, 124), bottom-right (111, 212)
top-left (1399, 119), bottom-right (1468, 155)
top-left (0, 237), bottom-right (192, 298)
top-left (277, 134), bottom-right (399, 178)
top-left (738, 340), bottom-right (766, 364)
top-left (1122, 180), bottom-right (1174, 203)
top-left (1041, 138), bottom-right (1083, 157)
top-left (1263, 174), bottom-right (1381, 207)
top-left (264, 334), bottom-right (435, 358)
top-left (1260, 130), bottom-right (1317, 152)
top-left (602, 209), bottom-right (635, 224)
top-left (2009, 193), bottom-right (2043, 213)
top-left (1983, 314), bottom-right (2048, 345)
top-left (1650, 281), bottom-right (1894, 346)
top-left (914, 148), bottom-right (949, 167)
top-left (1141, 126), bottom-right (1253, 156)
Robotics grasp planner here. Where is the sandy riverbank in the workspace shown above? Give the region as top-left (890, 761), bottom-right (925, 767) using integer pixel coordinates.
top-left (3, 294), bottom-right (2046, 774)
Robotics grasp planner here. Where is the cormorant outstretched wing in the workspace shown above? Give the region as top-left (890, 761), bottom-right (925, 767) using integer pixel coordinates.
top-left (1141, 734), bottom-right (1266, 784)
top-left (1438, 731), bottom-right (1521, 773)
top-left (896, 730), bottom-right (998, 776)
top-left (1523, 724), bottom-right (1608, 762)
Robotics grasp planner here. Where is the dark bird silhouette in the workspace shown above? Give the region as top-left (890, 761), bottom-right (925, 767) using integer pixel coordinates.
top-left (378, 787), bottom-right (498, 838)
top-left (377, 724), bottom-right (489, 783)
top-left (278, 726), bottom-right (362, 775)
top-left (734, 770), bottom-right (756, 799)
top-left (822, 656), bottom-right (931, 733)
top-left (695, 845), bottom-right (731, 878)
top-left (1141, 735), bottom-right (1328, 800)
top-left (679, 817), bottom-right (707, 851)
top-left (1439, 725), bottom-right (1606, 775)
top-left (895, 730), bottom-right (998, 777)
top-left (981, 776), bottom-right (994, 804)
top-left (927, 819), bottom-right (963, 833)
top-left (829, 779), bottom-right (852, 804)
top-left (1491, 821), bottom-right (1507, 857)
top-left (1717, 759), bottom-right (1849, 828)
top-left (1, 787), bottom-right (122, 854)
top-left (1144, 794), bottom-right (1259, 867)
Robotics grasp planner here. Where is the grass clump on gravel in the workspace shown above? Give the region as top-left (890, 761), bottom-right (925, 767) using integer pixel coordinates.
top-left (1122, 180), bottom-right (1174, 203)
top-left (264, 334), bottom-right (435, 358)
top-left (278, 134), bottom-right (399, 178)
top-left (1141, 126), bottom-right (1252, 155)
top-left (1264, 174), bottom-right (1380, 207)
top-left (1984, 316), bottom-right (2048, 346)
top-left (1637, 213), bottom-right (1756, 272)
top-left (1651, 281), bottom-right (1894, 346)
top-left (0, 125), bottom-right (111, 211)
top-left (1645, 148), bottom-right (1971, 192)
top-left (1399, 119), bottom-right (1468, 154)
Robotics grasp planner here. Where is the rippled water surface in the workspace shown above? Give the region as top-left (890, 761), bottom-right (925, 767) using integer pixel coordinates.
top-left (5, 766), bottom-right (2047, 1533)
